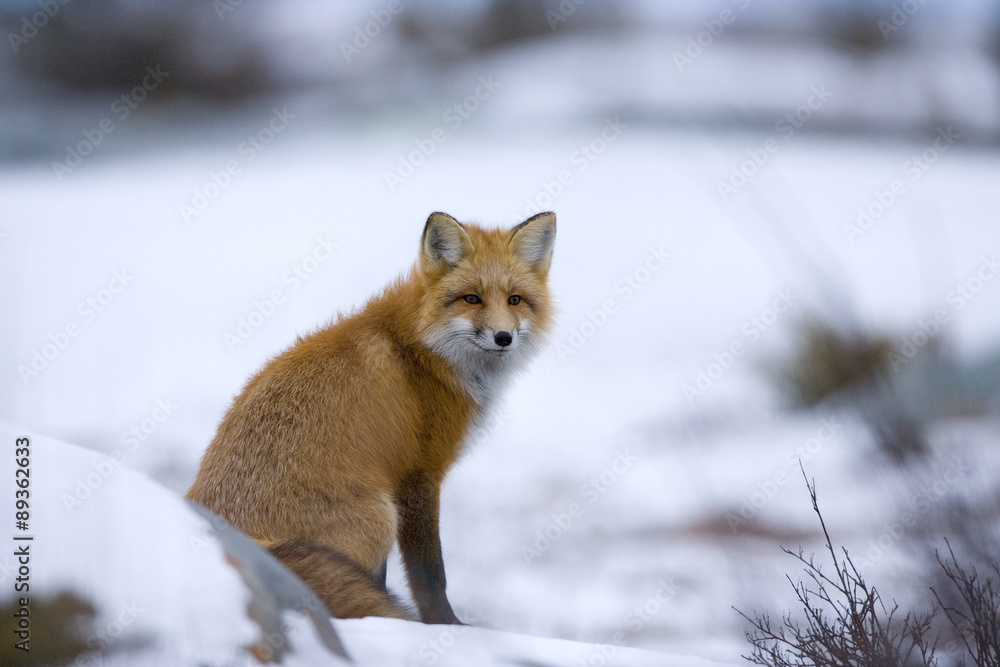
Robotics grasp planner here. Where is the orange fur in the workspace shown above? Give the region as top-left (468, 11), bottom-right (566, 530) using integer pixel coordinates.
top-left (187, 212), bottom-right (555, 622)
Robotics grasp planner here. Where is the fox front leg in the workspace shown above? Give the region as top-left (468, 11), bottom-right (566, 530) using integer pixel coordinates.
top-left (397, 472), bottom-right (462, 624)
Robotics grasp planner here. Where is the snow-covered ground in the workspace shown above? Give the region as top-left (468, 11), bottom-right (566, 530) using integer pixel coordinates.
top-left (2, 114), bottom-right (999, 663)
top-left (1, 424), bottom-right (745, 666)
top-left (2, 17), bottom-right (1000, 664)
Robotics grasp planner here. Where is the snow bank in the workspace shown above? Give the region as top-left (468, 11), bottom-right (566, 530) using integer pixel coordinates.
top-left (335, 616), bottom-right (737, 666)
top-left (0, 421), bottom-right (740, 665)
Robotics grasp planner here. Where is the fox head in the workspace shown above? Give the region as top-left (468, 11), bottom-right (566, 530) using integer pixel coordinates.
top-left (416, 211), bottom-right (556, 404)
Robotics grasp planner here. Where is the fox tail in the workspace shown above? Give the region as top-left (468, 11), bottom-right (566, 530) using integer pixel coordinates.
top-left (268, 538), bottom-right (412, 620)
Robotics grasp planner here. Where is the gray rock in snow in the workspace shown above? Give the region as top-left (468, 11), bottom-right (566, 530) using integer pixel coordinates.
top-left (188, 503), bottom-right (351, 663)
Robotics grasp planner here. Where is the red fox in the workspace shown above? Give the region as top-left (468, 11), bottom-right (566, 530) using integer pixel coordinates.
top-left (187, 212), bottom-right (556, 624)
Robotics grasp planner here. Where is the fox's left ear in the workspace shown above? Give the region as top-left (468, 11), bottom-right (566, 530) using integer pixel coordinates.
top-left (511, 212), bottom-right (556, 274)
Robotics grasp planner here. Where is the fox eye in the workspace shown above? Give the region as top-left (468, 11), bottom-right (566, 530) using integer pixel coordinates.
top-left (463, 294), bottom-right (482, 305)
top-left (508, 295), bottom-right (522, 305)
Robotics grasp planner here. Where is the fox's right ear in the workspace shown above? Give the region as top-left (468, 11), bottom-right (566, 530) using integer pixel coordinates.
top-left (421, 212), bottom-right (473, 272)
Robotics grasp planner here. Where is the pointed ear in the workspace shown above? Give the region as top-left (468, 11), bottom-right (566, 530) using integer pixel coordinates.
top-left (511, 212), bottom-right (556, 274)
top-left (421, 212), bottom-right (472, 271)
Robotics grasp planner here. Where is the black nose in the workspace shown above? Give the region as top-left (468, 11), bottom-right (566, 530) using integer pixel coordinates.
top-left (494, 331), bottom-right (513, 347)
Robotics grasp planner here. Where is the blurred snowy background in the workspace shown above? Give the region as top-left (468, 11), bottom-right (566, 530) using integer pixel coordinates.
top-left (2, 0), bottom-right (1000, 664)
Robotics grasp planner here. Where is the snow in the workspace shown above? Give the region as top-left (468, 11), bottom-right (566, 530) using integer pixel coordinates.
top-left (2, 19), bottom-right (1000, 667)
top-left (336, 616), bottom-right (738, 667)
top-left (0, 423), bottom-right (258, 666)
top-left (0, 423), bottom-right (741, 666)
